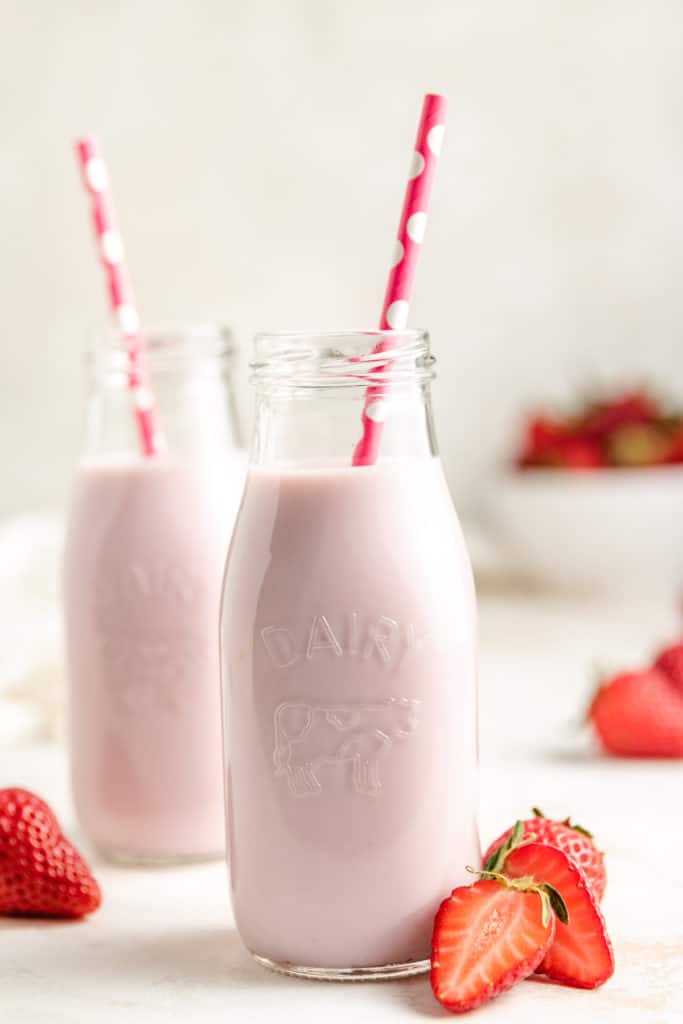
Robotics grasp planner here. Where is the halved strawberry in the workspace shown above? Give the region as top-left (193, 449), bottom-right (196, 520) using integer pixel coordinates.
top-left (504, 842), bottom-right (614, 989)
top-left (431, 870), bottom-right (566, 1013)
top-left (607, 423), bottom-right (672, 467)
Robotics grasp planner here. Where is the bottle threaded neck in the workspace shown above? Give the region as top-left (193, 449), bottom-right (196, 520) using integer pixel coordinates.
top-left (250, 329), bottom-right (435, 392)
top-left (89, 322), bottom-right (234, 382)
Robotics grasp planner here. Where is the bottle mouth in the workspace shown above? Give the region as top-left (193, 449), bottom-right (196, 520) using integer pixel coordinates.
top-left (250, 328), bottom-right (435, 390)
top-left (89, 322), bottom-right (235, 375)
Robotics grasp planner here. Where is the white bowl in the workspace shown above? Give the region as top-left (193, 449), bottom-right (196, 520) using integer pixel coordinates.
top-left (488, 465), bottom-right (683, 596)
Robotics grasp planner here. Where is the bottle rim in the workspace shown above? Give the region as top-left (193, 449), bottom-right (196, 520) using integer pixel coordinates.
top-left (88, 321), bottom-right (235, 366)
top-left (250, 328), bottom-right (435, 390)
top-left (86, 322), bottom-right (235, 377)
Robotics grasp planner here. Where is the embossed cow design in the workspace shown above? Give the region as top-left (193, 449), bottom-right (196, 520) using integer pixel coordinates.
top-left (273, 697), bottom-right (420, 797)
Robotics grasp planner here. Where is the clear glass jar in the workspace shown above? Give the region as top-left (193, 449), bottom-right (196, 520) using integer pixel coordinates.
top-left (221, 329), bottom-right (479, 979)
top-left (63, 323), bottom-right (246, 864)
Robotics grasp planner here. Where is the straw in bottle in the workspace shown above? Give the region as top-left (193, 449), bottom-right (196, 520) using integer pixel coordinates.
top-left (352, 93), bottom-right (447, 467)
top-left (75, 136), bottom-right (164, 457)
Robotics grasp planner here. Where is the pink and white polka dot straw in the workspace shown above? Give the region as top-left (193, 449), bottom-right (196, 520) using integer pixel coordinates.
top-left (75, 136), bottom-right (164, 458)
top-left (352, 93), bottom-right (447, 467)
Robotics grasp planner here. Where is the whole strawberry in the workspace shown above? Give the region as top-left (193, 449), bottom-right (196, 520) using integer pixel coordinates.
top-left (0, 788), bottom-right (101, 918)
top-left (483, 807), bottom-right (606, 902)
top-left (653, 641), bottom-right (683, 696)
top-left (580, 390), bottom-right (660, 440)
top-left (555, 437), bottom-right (605, 470)
top-left (588, 669), bottom-right (683, 758)
top-left (666, 426), bottom-right (683, 464)
top-left (517, 416), bottom-right (568, 466)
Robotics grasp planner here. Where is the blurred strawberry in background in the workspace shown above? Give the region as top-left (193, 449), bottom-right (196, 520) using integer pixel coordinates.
top-left (588, 636), bottom-right (683, 758)
top-left (517, 389), bottom-right (683, 470)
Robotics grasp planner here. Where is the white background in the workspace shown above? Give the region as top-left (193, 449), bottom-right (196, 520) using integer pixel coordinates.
top-left (2, 0), bottom-right (683, 517)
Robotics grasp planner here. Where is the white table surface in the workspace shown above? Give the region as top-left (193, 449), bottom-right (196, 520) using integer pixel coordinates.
top-left (2, 592), bottom-right (682, 1022)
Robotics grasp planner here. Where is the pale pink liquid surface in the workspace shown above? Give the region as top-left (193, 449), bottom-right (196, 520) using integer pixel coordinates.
top-left (64, 454), bottom-right (244, 859)
top-left (222, 457), bottom-right (479, 968)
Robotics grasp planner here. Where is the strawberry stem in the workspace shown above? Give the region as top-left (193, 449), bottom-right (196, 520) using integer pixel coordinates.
top-left (468, 866), bottom-right (569, 929)
top-left (536, 806), bottom-right (594, 839)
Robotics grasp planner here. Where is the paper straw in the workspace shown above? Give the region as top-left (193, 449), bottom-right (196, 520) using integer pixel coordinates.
top-left (75, 136), bottom-right (164, 457)
top-left (352, 93), bottom-right (447, 467)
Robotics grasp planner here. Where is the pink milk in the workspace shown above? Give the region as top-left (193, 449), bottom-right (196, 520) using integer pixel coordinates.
top-left (222, 456), bottom-right (479, 973)
top-left (64, 453), bottom-right (244, 860)
top-left (64, 323), bottom-right (244, 862)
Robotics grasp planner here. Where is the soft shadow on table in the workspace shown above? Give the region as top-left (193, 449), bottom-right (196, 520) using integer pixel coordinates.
top-left (0, 918), bottom-right (86, 931)
top-left (122, 927), bottom-right (295, 989)
top-left (491, 734), bottom-right (683, 768)
top-left (398, 975), bottom-right (446, 1018)
top-left (398, 975), bottom-right (553, 1019)
top-left (0, 921), bottom-right (293, 991)
top-left (535, 746), bottom-right (683, 770)
top-left (399, 975), bottom-right (567, 1020)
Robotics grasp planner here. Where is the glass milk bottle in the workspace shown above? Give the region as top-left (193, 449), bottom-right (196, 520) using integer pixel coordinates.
top-left (221, 329), bottom-right (479, 978)
top-left (63, 323), bottom-right (245, 863)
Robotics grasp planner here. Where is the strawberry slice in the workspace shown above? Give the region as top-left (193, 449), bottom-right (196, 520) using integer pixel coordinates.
top-left (431, 871), bottom-right (566, 1012)
top-left (503, 842), bottom-right (614, 989)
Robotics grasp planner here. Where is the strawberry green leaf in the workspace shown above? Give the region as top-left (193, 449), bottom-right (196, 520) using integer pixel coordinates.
top-left (543, 882), bottom-right (570, 925)
top-left (483, 819), bottom-right (526, 873)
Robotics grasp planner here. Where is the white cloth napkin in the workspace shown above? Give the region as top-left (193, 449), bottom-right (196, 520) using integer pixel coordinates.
top-left (0, 516), bottom-right (65, 745)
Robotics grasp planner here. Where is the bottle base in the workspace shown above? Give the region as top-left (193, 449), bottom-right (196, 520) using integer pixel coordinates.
top-left (251, 952), bottom-right (430, 981)
top-left (95, 844), bottom-right (225, 867)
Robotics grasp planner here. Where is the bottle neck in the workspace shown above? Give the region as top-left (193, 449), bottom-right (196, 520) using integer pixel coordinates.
top-left (249, 329), bottom-right (438, 467)
top-left (83, 324), bottom-right (242, 460)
